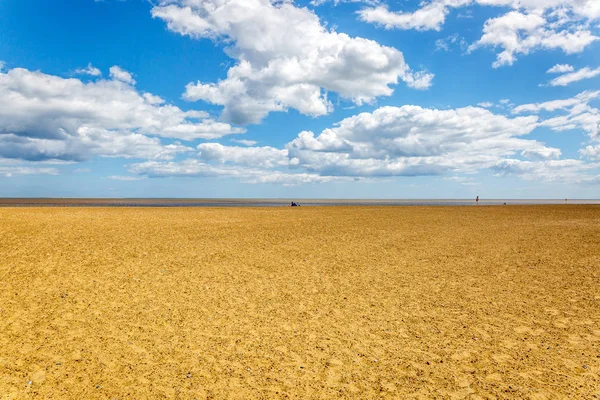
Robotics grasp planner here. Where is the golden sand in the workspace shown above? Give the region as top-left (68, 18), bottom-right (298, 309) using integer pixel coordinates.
top-left (0, 206), bottom-right (599, 399)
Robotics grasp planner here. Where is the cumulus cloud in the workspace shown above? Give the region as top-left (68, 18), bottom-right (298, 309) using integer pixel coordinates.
top-left (470, 10), bottom-right (598, 67)
top-left (359, 0), bottom-right (600, 67)
top-left (0, 66), bottom-right (244, 163)
top-left (580, 145), bottom-right (600, 160)
top-left (359, 1), bottom-right (471, 31)
top-left (109, 66), bottom-right (136, 84)
top-left (547, 64), bottom-right (574, 74)
top-left (285, 105), bottom-right (554, 177)
top-left (75, 63), bottom-right (102, 77)
top-left (151, 0), bottom-right (433, 124)
top-left (127, 103), bottom-right (591, 185)
top-left (197, 142), bottom-right (289, 168)
top-left (545, 66), bottom-right (600, 86)
top-left (513, 91), bottom-right (600, 148)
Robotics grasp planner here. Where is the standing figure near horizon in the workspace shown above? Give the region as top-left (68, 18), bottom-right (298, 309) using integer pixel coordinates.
top-left (476, 196), bottom-right (479, 205)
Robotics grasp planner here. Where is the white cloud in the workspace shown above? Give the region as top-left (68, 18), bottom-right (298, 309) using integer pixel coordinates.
top-left (127, 101), bottom-right (600, 185)
top-left (435, 33), bottom-right (468, 52)
top-left (513, 91), bottom-right (600, 141)
top-left (109, 66), bottom-right (136, 84)
top-left (359, 0), bottom-right (600, 67)
top-left (547, 64), bottom-right (574, 74)
top-left (75, 63), bottom-right (102, 77)
top-left (0, 61), bottom-right (6, 72)
top-left (197, 142), bottom-right (289, 168)
top-left (521, 147), bottom-right (561, 160)
top-left (0, 66), bottom-right (244, 162)
top-left (152, 0), bottom-right (433, 124)
top-left (470, 10), bottom-right (598, 68)
top-left (0, 165), bottom-right (58, 178)
top-left (285, 105), bottom-right (552, 177)
top-left (580, 145), bottom-right (600, 160)
top-left (512, 90), bottom-right (600, 114)
top-left (359, 1), bottom-right (471, 31)
top-left (477, 102), bottom-right (494, 108)
top-left (546, 66), bottom-right (600, 87)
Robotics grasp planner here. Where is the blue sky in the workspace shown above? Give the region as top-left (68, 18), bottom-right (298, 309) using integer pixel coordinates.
top-left (1, 0), bottom-right (599, 198)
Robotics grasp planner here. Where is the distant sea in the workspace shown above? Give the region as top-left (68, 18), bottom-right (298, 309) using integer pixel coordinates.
top-left (1, 198), bottom-right (599, 207)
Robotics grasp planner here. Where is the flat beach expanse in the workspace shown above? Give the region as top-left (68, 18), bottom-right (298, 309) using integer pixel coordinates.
top-left (1, 206), bottom-right (599, 399)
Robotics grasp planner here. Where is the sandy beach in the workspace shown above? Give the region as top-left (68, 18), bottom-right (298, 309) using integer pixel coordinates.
top-left (1, 206), bottom-right (599, 399)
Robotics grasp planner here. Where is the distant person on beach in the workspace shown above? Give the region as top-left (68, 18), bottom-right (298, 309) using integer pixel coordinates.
top-left (476, 196), bottom-right (479, 205)
top-left (291, 201), bottom-right (298, 207)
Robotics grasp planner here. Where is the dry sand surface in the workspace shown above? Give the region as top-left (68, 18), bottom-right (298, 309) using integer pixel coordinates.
top-left (0, 206), bottom-right (599, 399)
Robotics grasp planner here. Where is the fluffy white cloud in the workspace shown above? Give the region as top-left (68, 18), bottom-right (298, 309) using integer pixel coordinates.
top-left (545, 66), bottom-right (600, 86)
top-left (359, 0), bottom-right (471, 31)
top-left (547, 64), bottom-right (574, 74)
top-left (513, 91), bottom-right (600, 153)
top-left (75, 63), bottom-right (102, 77)
top-left (285, 105), bottom-right (556, 177)
top-left (471, 10), bottom-right (598, 67)
top-left (359, 0), bottom-right (600, 67)
top-left (152, 0), bottom-right (433, 124)
top-left (109, 66), bottom-right (136, 84)
top-left (0, 66), bottom-right (244, 162)
top-left (128, 101), bottom-right (600, 185)
top-left (580, 145), bottom-right (600, 160)
top-left (197, 142), bottom-right (289, 168)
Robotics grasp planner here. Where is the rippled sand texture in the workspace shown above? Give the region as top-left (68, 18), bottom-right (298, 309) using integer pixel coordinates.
top-left (1, 206), bottom-right (599, 399)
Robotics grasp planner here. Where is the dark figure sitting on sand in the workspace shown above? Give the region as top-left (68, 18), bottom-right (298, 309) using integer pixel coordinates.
top-left (291, 201), bottom-right (299, 207)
